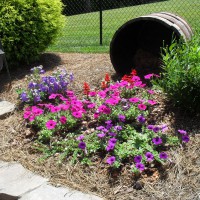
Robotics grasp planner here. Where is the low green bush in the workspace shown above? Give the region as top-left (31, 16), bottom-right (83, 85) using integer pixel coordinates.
top-left (152, 31), bottom-right (200, 114)
top-left (0, 0), bottom-right (65, 66)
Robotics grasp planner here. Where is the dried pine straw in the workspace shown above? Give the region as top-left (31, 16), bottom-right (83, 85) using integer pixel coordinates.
top-left (0, 53), bottom-right (199, 200)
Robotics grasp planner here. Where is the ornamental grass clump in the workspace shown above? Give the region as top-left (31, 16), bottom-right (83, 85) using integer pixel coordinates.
top-left (20, 69), bottom-right (190, 174)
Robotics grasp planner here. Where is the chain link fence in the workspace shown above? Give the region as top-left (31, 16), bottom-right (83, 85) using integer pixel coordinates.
top-left (59, 0), bottom-right (199, 50)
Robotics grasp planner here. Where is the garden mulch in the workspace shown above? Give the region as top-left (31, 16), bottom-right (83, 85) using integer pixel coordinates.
top-left (0, 53), bottom-right (200, 200)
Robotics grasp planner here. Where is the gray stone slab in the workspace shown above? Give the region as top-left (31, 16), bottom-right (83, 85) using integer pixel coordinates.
top-left (0, 162), bottom-right (47, 196)
top-left (20, 183), bottom-right (102, 200)
top-left (0, 100), bottom-right (15, 119)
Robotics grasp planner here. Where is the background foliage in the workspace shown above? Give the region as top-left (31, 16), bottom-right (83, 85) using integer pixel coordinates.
top-left (0, 0), bottom-right (65, 66)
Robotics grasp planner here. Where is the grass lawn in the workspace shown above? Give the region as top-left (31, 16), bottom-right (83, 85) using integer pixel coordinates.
top-left (47, 0), bottom-right (200, 53)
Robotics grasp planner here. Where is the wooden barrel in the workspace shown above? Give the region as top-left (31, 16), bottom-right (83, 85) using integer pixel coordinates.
top-left (110, 12), bottom-right (193, 76)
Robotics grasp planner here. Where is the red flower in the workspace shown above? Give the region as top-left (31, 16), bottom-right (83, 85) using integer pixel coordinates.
top-left (101, 81), bottom-right (107, 89)
top-left (105, 73), bottom-right (110, 82)
top-left (83, 82), bottom-right (90, 95)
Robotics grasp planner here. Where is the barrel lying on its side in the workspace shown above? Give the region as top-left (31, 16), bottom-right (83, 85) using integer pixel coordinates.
top-left (110, 12), bottom-right (193, 76)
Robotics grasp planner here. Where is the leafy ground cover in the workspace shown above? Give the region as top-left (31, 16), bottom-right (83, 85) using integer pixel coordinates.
top-left (48, 0), bottom-right (200, 53)
top-left (0, 53), bottom-right (199, 200)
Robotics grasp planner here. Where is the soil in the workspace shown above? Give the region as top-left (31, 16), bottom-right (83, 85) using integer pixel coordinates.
top-left (0, 53), bottom-right (200, 200)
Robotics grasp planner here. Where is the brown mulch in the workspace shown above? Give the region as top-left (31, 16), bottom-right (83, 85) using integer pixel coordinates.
top-left (0, 53), bottom-right (200, 200)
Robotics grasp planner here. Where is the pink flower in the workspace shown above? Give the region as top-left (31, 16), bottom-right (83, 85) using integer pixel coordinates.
top-left (49, 94), bottom-right (58, 99)
top-left (94, 113), bottom-right (99, 119)
top-left (23, 111), bottom-right (31, 119)
top-left (66, 90), bottom-right (74, 97)
top-left (87, 103), bottom-right (96, 109)
top-left (46, 120), bottom-right (57, 130)
top-left (32, 107), bottom-right (43, 116)
top-left (72, 111), bottom-right (83, 118)
top-left (132, 76), bottom-right (140, 81)
top-left (147, 90), bottom-right (155, 94)
top-left (88, 91), bottom-right (97, 97)
top-left (60, 116), bottom-right (67, 124)
top-left (29, 115), bottom-right (35, 122)
top-left (105, 98), bottom-right (120, 106)
top-left (59, 104), bottom-right (70, 111)
top-left (129, 97), bottom-right (140, 103)
top-left (50, 106), bottom-right (61, 113)
top-left (98, 91), bottom-right (107, 99)
top-left (144, 74), bottom-right (154, 79)
top-left (138, 103), bottom-right (147, 110)
top-left (148, 100), bottom-right (157, 105)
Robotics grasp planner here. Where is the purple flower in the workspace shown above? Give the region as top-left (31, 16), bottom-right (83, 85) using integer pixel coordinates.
top-left (135, 163), bottom-right (145, 171)
top-left (96, 126), bottom-right (105, 131)
top-left (137, 115), bottom-right (146, 123)
top-left (134, 155), bottom-right (142, 163)
top-left (118, 114), bottom-right (125, 122)
top-left (78, 142), bottom-right (86, 149)
top-left (20, 92), bottom-right (29, 102)
top-left (108, 138), bottom-right (117, 144)
top-left (97, 133), bottom-right (106, 138)
top-left (182, 135), bottom-right (190, 143)
top-left (178, 130), bottom-right (187, 135)
top-left (109, 132), bottom-right (117, 137)
top-left (105, 120), bottom-right (112, 125)
top-left (114, 125), bottom-right (122, 131)
top-left (152, 137), bottom-right (162, 145)
top-left (145, 152), bottom-right (154, 161)
top-left (106, 143), bottom-right (115, 151)
top-left (153, 126), bottom-right (160, 133)
top-left (161, 124), bottom-right (168, 132)
top-left (106, 156), bottom-right (116, 165)
top-left (76, 135), bottom-right (84, 141)
top-left (147, 125), bottom-right (154, 130)
top-left (159, 152), bottom-right (168, 160)
top-left (69, 73), bottom-right (74, 81)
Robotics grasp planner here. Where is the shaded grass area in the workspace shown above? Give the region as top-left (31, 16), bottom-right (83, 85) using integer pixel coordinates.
top-left (48, 0), bottom-right (200, 53)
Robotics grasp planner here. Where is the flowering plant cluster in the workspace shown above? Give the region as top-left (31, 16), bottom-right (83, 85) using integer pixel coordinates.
top-left (16, 66), bottom-right (74, 104)
top-left (22, 69), bottom-right (190, 173)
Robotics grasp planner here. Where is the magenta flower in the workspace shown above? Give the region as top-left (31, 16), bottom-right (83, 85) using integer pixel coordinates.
top-left (135, 163), bottom-right (145, 171)
top-left (109, 132), bottom-right (117, 137)
top-left (144, 74), bottom-right (154, 79)
top-left (98, 91), bottom-right (107, 99)
top-left (178, 130), bottom-right (187, 135)
top-left (50, 106), bottom-right (61, 113)
top-left (134, 155), bottom-right (142, 163)
top-left (159, 152), bottom-right (168, 160)
top-left (23, 111), bottom-right (31, 119)
top-left (182, 135), bottom-right (190, 143)
top-left (32, 108), bottom-right (43, 116)
top-left (59, 104), bottom-right (70, 111)
top-left (88, 91), bottom-right (97, 97)
top-left (60, 116), bottom-right (67, 124)
top-left (78, 141), bottom-right (86, 149)
top-left (87, 103), bottom-right (96, 109)
top-left (147, 90), bottom-right (155, 94)
top-left (145, 152), bottom-right (154, 161)
top-left (46, 120), bottom-right (57, 130)
top-left (148, 100), bottom-right (157, 105)
top-left (138, 104), bottom-right (147, 110)
top-left (72, 111), bottom-right (83, 118)
top-left (94, 113), bottom-right (99, 119)
top-left (152, 137), bottom-right (162, 145)
top-left (129, 97), bottom-right (140, 103)
top-left (106, 143), bottom-right (115, 151)
top-left (106, 156), bottom-right (116, 165)
top-left (49, 94), bottom-right (58, 99)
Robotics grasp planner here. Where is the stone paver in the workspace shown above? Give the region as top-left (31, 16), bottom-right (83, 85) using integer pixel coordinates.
top-left (0, 161), bottom-right (103, 200)
top-left (0, 100), bottom-right (15, 119)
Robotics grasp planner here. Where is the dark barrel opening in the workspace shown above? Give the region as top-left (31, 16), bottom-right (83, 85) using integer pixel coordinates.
top-left (110, 12), bottom-right (193, 77)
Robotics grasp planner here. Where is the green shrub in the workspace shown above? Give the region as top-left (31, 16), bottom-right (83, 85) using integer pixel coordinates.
top-left (152, 31), bottom-right (200, 114)
top-left (0, 0), bottom-right (65, 66)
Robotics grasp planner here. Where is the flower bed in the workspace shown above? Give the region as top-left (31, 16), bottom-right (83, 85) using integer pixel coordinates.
top-left (17, 66), bottom-right (190, 175)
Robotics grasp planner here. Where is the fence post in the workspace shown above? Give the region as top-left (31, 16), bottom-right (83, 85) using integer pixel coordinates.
top-left (99, 0), bottom-right (103, 45)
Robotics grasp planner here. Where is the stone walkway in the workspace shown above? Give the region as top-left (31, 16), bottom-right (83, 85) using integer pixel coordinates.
top-left (0, 161), bottom-right (102, 200)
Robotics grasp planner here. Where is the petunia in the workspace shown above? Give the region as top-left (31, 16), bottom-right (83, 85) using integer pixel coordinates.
top-left (106, 156), bottom-right (116, 165)
top-left (135, 163), bottom-right (145, 171)
top-left (152, 137), bottom-right (162, 145)
top-left (46, 120), bottom-right (57, 130)
top-left (159, 152), bottom-right (168, 160)
top-left (153, 126), bottom-right (160, 133)
top-left (178, 130), bottom-right (187, 135)
top-left (78, 142), bottom-right (86, 149)
top-left (137, 115), bottom-right (146, 123)
top-left (134, 155), bottom-right (142, 163)
top-left (148, 100), bottom-right (157, 105)
top-left (60, 116), bottom-right (67, 124)
top-left (118, 114), bottom-right (126, 122)
top-left (145, 152), bottom-right (154, 162)
top-left (76, 135), bottom-right (84, 141)
top-left (138, 104), bottom-right (147, 110)
top-left (182, 135), bottom-right (190, 143)
top-left (144, 74), bottom-right (154, 79)
top-left (97, 133), bottom-right (106, 138)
